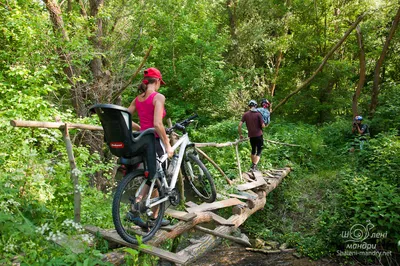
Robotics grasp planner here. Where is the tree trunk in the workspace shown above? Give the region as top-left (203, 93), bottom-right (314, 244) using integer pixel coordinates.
top-left (352, 25), bottom-right (366, 117)
top-left (369, 7), bottom-right (400, 118)
top-left (270, 50), bottom-right (283, 97)
top-left (226, 0), bottom-right (238, 60)
top-left (318, 81), bottom-right (335, 124)
top-left (43, 0), bottom-right (85, 115)
top-left (88, 0), bottom-right (113, 104)
top-left (272, 13), bottom-right (366, 113)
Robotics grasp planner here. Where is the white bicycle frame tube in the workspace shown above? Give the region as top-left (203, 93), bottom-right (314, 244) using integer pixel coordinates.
top-left (147, 133), bottom-right (190, 209)
top-left (158, 133), bottom-right (189, 191)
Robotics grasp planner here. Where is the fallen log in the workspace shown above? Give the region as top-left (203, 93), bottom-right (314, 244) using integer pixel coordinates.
top-left (194, 225), bottom-right (251, 247)
top-left (148, 211), bottom-right (214, 246)
top-left (246, 247), bottom-right (282, 254)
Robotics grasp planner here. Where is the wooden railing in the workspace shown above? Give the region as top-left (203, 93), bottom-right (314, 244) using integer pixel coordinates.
top-left (10, 119), bottom-right (298, 223)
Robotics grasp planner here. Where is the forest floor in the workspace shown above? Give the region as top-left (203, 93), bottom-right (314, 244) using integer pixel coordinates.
top-left (191, 243), bottom-right (340, 266)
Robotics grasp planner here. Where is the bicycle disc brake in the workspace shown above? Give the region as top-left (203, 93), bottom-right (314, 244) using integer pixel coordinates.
top-left (168, 188), bottom-right (180, 206)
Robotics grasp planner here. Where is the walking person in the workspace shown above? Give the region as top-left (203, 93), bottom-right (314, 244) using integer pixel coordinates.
top-left (238, 100), bottom-right (265, 171)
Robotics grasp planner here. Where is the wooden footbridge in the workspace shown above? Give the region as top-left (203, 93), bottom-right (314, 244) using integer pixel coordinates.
top-left (10, 119), bottom-right (293, 265)
top-left (85, 167), bottom-right (290, 265)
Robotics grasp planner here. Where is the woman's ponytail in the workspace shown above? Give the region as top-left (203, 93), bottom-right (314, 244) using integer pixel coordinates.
top-left (138, 77), bottom-right (158, 95)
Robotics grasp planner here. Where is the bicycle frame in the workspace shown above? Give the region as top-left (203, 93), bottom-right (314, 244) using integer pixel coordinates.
top-left (141, 132), bottom-right (192, 209)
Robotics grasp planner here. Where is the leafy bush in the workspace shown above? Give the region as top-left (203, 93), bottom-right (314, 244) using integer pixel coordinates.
top-left (358, 130), bottom-right (400, 184)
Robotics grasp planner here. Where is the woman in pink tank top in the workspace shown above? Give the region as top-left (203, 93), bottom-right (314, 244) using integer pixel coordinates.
top-left (126, 68), bottom-right (172, 227)
top-left (127, 67), bottom-right (173, 158)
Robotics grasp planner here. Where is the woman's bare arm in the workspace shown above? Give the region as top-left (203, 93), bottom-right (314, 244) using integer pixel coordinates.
top-left (153, 94), bottom-right (173, 157)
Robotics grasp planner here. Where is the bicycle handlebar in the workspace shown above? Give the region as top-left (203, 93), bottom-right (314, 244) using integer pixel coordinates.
top-left (166, 113), bottom-right (198, 134)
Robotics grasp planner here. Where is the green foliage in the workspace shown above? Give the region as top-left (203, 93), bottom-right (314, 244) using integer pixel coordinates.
top-left (370, 82), bottom-right (400, 135)
top-left (358, 130), bottom-right (400, 183)
top-left (123, 236), bottom-right (156, 265)
top-left (342, 175), bottom-right (400, 239)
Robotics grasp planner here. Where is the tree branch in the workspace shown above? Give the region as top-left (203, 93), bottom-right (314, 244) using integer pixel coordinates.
top-left (352, 24), bottom-right (366, 117)
top-left (272, 13), bottom-right (367, 113)
top-left (0, 1), bottom-right (11, 10)
top-left (369, 6), bottom-right (400, 118)
top-left (111, 45), bottom-right (153, 102)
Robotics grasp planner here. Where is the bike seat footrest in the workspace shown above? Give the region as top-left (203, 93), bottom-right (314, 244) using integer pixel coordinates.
top-left (118, 156), bottom-right (143, 165)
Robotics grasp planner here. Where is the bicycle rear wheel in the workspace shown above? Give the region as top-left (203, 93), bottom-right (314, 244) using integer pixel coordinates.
top-left (112, 170), bottom-right (165, 244)
top-left (182, 151), bottom-right (216, 203)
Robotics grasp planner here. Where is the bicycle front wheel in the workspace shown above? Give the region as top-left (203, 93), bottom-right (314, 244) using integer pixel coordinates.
top-left (112, 170), bottom-right (165, 244)
top-left (182, 152), bottom-right (216, 203)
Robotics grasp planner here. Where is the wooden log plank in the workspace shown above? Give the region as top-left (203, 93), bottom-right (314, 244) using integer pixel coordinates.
top-left (210, 213), bottom-right (235, 226)
top-left (165, 209), bottom-right (197, 221)
top-left (185, 201), bottom-right (199, 208)
top-left (237, 191), bottom-right (259, 199)
top-left (194, 225), bottom-right (251, 247)
top-left (263, 171), bottom-right (276, 178)
top-left (159, 224), bottom-right (178, 232)
top-left (228, 194), bottom-right (251, 200)
top-left (185, 198), bottom-right (243, 213)
top-left (242, 172), bottom-right (254, 182)
top-left (194, 142), bottom-right (235, 148)
top-left (84, 225), bottom-right (188, 264)
top-left (232, 204), bottom-right (247, 215)
top-left (246, 248), bottom-right (282, 254)
top-left (236, 178), bottom-right (267, 191)
top-left (228, 194), bottom-right (256, 209)
top-left (252, 171), bottom-right (264, 181)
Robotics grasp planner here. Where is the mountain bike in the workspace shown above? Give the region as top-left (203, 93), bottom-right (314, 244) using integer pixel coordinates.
top-left (90, 104), bottom-right (216, 244)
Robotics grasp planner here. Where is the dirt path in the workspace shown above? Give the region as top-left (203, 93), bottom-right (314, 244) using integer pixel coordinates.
top-left (191, 244), bottom-right (339, 266)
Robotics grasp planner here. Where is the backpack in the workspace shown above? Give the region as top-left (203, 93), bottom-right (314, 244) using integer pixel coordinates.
top-left (257, 108), bottom-right (270, 125)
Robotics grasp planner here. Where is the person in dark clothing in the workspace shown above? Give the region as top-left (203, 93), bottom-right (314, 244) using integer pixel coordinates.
top-left (350, 115), bottom-right (369, 152)
top-left (238, 100), bottom-right (265, 171)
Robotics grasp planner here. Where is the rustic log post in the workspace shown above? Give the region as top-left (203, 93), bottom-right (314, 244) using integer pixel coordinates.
top-left (234, 142), bottom-right (242, 181)
top-left (60, 123), bottom-right (81, 223)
